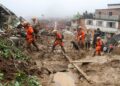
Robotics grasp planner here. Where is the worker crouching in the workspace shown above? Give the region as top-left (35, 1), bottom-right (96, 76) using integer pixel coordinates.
top-left (23, 22), bottom-right (39, 52)
top-left (51, 30), bottom-right (65, 53)
top-left (93, 37), bottom-right (103, 56)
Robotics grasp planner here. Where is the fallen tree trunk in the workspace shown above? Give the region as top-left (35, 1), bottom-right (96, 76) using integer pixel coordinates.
top-left (62, 52), bottom-right (92, 83)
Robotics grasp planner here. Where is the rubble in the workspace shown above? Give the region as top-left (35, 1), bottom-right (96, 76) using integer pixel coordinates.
top-left (0, 3), bottom-right (20, 30)
top-left (32, 41), bottom-right (120, 86)
top-left (112, 47), bottom-right (120, 55)
top-left (0, 3), bottom-right (120, 86)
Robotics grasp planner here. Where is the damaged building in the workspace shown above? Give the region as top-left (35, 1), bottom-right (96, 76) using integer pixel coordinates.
top-left (0, 3), bottom-right (20, 30)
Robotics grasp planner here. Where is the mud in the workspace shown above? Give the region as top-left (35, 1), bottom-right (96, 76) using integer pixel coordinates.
top-left (29, 35), bottom-right (120, 86)
top-left (112, 47), bottom-right (120, 55)
top-left (33, 47), bottom-right (120, 86)
top-left (0, 57), bottom-right (39, 82)
top-left (53, 72), bottom-right (75, 86)
top-left (79, 60), bottom-right (120, 86)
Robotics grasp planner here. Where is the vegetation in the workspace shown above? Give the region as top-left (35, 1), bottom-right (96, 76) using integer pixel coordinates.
top-left (83, 11), bottom-right (94, 19)
top-left (0, 41), bottom-right (29, 60)
top-left (0, 40), bottom-right (41, 86)
top-left (73, 12), bottom-right (81, 20)
top-left (0, 72), bottom-right (41, 86)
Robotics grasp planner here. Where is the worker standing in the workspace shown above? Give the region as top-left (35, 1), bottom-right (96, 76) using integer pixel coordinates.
top-left (23, 22), bottom-right (39, 52)
top-left (93, 37), bottom-right (102, 56)
top-left (85, 30), bottom-right (92, 50)
top-left (51, 29), bottom-right (65, 53)
top-left (93, 28), bottom-right (102, 48)
top-left (76, 26), bottom-right (85, 49)
top-left (31, 17), bottom-right (40, 39)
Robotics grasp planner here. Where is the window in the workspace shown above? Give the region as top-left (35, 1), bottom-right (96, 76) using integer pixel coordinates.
top-left (98, 11), bottom-right (101, 15)
top-left (107, 22), bottom-right (116, 28)
top-left (87, 20), bottom-right (93, 25)
top-left (109, 12), bottom-right (113, 16)
top-left (97, 21), bottom-right (103, 26)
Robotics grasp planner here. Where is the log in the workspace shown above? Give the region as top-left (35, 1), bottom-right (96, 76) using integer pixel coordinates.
top-left (62, 53), bottom-right (91, 82)
top-left (72, 63), bottom-right (90, 81)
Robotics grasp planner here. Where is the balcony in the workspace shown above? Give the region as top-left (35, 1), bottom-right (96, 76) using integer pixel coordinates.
top-left (86, 25), bottom-right (118, 33)
top-left (95, 14), bottom-right (120, 21)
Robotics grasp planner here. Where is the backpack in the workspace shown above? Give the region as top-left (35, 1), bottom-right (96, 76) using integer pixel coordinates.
top-left (33, 25), bottom-right (39, 34)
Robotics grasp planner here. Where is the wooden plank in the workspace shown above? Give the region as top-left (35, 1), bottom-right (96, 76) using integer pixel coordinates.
top-left (71, 60), bottom-right (96, 63)
top-left (72, 63), bottom-right (90, 81)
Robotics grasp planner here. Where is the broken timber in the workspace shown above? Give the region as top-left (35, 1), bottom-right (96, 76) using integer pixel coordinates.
top-left (62, 52), bottom-right (92, 83)
top-left (71, 60), bottom-right (96, 63)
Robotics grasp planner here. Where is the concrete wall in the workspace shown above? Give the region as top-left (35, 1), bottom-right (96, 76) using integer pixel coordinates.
top-left (95, 9), bottom-right (120, 21)
top-left (85, 19), bottom-right (119, 32)
top-left (95, 9), bottom-right (120, 16)
top-left (79, 19), bottom-right (86, 28)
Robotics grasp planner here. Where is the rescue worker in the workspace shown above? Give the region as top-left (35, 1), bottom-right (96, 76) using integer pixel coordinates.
top-left (76, 26), bottom-right (85, 49)
top-left (31, 17), bottom-right (40, 39)
top-left (93, 28), bottom-right (102, 48)
top-left (85, 30), bottom-right (92, 50)
top-left (93, 37), bottom-right (102, 56)
top-left (23, 22), bottom-right (39, 52)
top-left (51, 29), bottom-right (65, 53)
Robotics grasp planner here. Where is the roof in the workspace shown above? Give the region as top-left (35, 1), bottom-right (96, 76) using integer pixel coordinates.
top-left (95, 3), bottom-right (120, 11)
top-left (0, 3), bottom-right (20, 28)
top-left (0, 3), bottom-right (16, 16)
top-left (96, 8), bottom-right (120, 11)
top-left (108, 4), bottom-right (120, 6)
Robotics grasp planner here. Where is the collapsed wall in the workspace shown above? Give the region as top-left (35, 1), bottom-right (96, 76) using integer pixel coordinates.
top-left (0, 3), bottom-right (20, 29)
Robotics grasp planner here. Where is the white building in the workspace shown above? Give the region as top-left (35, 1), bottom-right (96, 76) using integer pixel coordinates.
top-left (85, 4), bottom-right (120, 33)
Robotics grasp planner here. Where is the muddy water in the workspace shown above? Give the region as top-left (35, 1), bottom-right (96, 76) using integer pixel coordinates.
top-left (53, 72), bottom-right (76, 86)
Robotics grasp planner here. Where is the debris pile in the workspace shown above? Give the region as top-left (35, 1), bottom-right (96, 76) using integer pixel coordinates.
top-left (0, 3), bottom-right (19, 29)
top-left (0, 40), bottom-right (41, 86)
top-left (112, 47), bottom-right (120, 55)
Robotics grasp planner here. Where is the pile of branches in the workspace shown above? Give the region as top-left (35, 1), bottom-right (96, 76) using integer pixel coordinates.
top-left (0, 41), bottom-right (41, 86)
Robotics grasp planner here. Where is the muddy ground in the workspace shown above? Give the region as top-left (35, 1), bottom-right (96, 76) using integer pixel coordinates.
top-left (29, 34), bottom-right (120, 86)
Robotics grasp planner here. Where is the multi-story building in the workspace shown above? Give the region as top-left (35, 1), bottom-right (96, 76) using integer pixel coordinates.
top-left (85, 4), bottom-right (120, 33)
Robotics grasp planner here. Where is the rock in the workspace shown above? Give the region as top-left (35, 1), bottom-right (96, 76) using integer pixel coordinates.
top-left (43, 54), bottom-right (50, 58)
top-left (68, 64), bottom-right (74, 69)
top-left (41, 67), bottom-right (51, 75)
top-left (53, 72), bottom-right (76, 86)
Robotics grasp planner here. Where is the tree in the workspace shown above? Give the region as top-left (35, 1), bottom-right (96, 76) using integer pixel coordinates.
top-left (83, 11), bottom-right (94, 19)
top-left (73, 12), bottom-right (81, 20)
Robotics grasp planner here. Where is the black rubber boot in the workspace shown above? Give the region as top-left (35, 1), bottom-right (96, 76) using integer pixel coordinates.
top-left (51, 45), bottom-right (55, 52)
top-left (61, 46), bottom-right (65, 53)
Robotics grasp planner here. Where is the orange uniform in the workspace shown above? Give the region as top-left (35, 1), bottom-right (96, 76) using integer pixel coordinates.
top-left (77, 30), bottom-right (85, 44)
top-left (80, 30), bottom-right (85, 44)
top-left (54, 32), bottom-right (64, 46)
top-left (26, 26), bottom-right (34, 43)
top-left (96, 39), bottom-right (102, 55)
